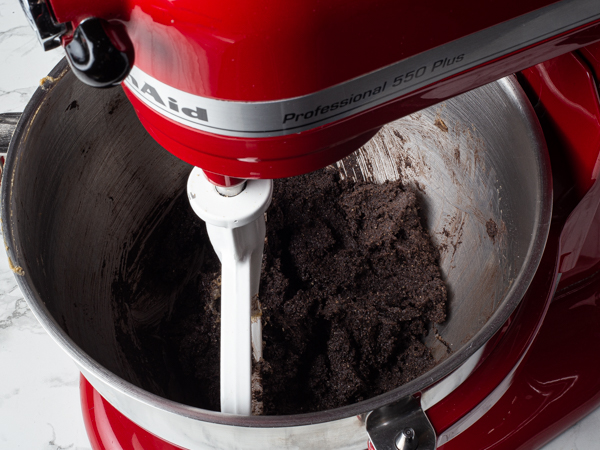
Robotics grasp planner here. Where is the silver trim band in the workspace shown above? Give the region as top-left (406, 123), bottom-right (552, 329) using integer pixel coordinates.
top-left (123, 0), bottom-right (600, 138)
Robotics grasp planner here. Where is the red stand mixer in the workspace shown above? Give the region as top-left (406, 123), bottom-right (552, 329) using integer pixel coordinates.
top-left (8, 0), bottom-right (600, 449)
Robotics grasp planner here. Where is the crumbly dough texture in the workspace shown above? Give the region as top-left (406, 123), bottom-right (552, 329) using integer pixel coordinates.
top-left (112, 168), bottom-right (447, 414)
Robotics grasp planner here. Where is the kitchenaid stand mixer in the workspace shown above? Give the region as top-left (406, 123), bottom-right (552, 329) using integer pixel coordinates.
top-left (8, 0), bottom-right (600, 449)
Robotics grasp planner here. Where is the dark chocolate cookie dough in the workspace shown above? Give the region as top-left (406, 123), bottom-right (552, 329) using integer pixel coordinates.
top-left (257, 169), bottom-right (446, 414)
top-left (112, 168), bottom-right (447, 414)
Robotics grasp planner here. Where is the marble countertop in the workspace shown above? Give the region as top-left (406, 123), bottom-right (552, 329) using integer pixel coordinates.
top-left (0, 4), bottom-right (92, 450)
top-left (1, 0), bottom-right (599, 448)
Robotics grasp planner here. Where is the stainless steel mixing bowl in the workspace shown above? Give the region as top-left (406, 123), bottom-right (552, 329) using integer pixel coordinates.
top-left (1, 60), bottom-right (551, 449)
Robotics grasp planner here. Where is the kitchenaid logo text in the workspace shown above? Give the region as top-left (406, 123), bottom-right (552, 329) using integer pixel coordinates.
top-left (121, 0), bottom-right (600, 138)
top-left (123, 51), bottom-right (467, 138)
top-left (281, 53), bottom-right (464, 124)
top-left (119, 0), bottom-right (600, 138)
top-left (282, 81), bottom-right (388, 124)
top-left (126, 74), bottom-right (209, 123)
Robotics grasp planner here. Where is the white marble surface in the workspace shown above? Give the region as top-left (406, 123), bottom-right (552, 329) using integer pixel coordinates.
top-left (0, 6), bottom-right (91, 449)
top-left (0, 3), bottom-right (63, 114)
top-left (1, 0), bottom-right (600, 448)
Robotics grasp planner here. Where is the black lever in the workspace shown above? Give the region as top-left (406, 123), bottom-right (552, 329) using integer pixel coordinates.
top-left (65, 18), bottom-right (133, 88)
top-left (18, 0), bottom-right (66, 51)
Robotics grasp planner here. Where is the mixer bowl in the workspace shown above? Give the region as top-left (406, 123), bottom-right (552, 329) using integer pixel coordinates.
top-left (2, 60), bottom-right (551, 449)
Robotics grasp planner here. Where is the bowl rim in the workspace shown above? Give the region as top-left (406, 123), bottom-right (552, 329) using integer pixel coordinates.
top-left (1, 59), bottom-right (553, 428)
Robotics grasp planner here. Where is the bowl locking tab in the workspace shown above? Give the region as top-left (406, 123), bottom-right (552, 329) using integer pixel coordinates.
top-left (367, 396), bottom-right (436, 450)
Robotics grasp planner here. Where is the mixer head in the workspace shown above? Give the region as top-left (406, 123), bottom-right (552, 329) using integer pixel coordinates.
top-left (19, 0), bottom-right (600, 181)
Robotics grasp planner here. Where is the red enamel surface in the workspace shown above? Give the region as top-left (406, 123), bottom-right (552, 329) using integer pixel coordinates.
top-left (48, 0), bottom-right (600, 178)
top-left (122, 21), bottom-right (600, 179)
top-left (437, 273), bottom-right (600, 450)
top-left (559, 177), bottom-right (600, 284)
top-left (520, 53), bottom-right (600, 197)
top-left (80, 375), bottom-right (185, 450)
top-left (50, 0), bottom-right (562, 101)
top-left (580, 41), bottom-right (600, 77)
top-left (519, 44), bottom-right (600, 287)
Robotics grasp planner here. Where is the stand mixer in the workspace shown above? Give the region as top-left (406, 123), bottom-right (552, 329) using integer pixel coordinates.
top-left (7, 0), bottom-right (600, 449)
